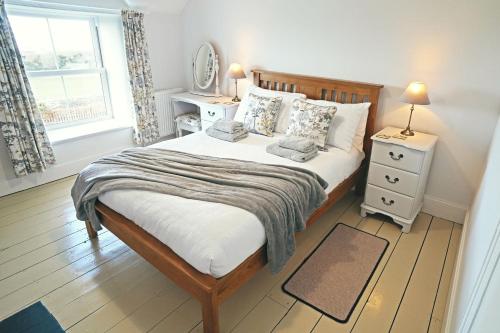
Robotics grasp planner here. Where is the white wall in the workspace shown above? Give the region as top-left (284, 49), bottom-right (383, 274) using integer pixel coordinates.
top-left (446, 115), bottom-right (500, 332)
top-left (0, 0), bottom-right (185, 196)
top-left (181, 0), bottom-right (500, 222)
top-left (145, 11), bottom-right (186, 90)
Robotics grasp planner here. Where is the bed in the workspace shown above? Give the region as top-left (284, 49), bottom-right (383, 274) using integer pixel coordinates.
top-left (85, 70), bottom-right (383, 332)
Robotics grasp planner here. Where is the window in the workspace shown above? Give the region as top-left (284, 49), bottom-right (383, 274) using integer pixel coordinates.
top-left (9, 11), bottom-right (113, 128)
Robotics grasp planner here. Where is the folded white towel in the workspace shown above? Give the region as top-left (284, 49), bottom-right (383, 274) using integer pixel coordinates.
top-left (279, 136), bottom-right (316, 153)
top-left (206, 126), bottom-right (248, 142)
top-left (266, 143), bottom-right (318, 162)
top-left (212, 120), bottom-right (244, 134)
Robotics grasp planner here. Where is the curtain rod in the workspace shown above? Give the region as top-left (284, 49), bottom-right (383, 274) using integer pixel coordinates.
top-left (5, 0), bottom-right (124, 15)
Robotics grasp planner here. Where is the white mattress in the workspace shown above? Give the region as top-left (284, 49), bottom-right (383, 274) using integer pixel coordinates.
top-left (99, 132), bottom-right (364, 277)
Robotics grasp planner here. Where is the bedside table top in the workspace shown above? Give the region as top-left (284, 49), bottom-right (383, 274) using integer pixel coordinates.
top-left (171, 92), bottom-right (239, 108)
top-left (372, 127), bottom-right (438, 151)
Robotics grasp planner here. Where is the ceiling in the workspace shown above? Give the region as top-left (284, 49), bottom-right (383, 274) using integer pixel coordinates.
top-left (125, 0), bottom-right (189, 14)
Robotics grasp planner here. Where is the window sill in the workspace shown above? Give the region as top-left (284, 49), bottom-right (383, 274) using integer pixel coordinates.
top-left (48, 120), bottom-right (132, 145)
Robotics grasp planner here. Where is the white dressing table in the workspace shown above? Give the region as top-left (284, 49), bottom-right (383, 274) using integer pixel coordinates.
top-left (171, 92), bottom-right (239, 135)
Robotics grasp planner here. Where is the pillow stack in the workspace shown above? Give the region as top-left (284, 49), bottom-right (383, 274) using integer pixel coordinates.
top-left (233, 84), bottom-right (372, 153)
top-left (308, 100), bottom-right (371, 152)
top-left (234, 85), bottom-right (307, 135)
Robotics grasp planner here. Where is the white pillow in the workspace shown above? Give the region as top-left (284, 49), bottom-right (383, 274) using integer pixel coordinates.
top-left (234, 85), bottom-right (306, 133)
top-left (352, 105), bottom-right (370, 152)
top-left (305, 100), bottom-right (371, 152)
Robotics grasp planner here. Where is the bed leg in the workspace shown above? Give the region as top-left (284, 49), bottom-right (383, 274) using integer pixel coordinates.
top-left (85, 220), bottom-right (98, 239)
top-left (201, 295), bottom-right (220, 333)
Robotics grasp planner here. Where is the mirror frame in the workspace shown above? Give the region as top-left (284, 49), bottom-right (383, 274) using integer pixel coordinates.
top-left (193, 42), bottom-right (216, 90)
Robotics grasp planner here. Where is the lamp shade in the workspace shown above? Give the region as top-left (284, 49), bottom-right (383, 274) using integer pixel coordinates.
top-left (226, 63), bottom-right (246, 79)
top-left (400, 82), bottom-right (430, 105)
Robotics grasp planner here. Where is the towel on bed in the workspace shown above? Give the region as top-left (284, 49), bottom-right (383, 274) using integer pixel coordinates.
top-left (71, 148), bottom-right (328, 274)
top-left (206, 126), bottom-right (248, 142)
top-left (212, 120), bottom-right (244, 133)
top-left (279, 136), bottom-right (316, 153)
top-left (266, 143), bottom-right (319, 162)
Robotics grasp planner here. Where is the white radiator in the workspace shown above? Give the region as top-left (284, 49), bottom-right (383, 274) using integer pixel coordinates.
top-left (155, 88), bottom-right (184, 138)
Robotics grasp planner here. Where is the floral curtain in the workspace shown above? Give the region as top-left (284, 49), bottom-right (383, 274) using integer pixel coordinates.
top-left (0, 0), bottom-right (55, 177)
top-left (121, 9), bottom-right (159, 146)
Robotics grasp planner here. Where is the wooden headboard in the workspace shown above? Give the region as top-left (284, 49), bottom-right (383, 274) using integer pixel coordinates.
top-left (252, 69), bottom-right (383, 156)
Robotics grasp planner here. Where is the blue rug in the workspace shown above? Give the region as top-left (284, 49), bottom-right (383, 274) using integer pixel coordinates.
top-left (0, 302), bottom-right (64, 333)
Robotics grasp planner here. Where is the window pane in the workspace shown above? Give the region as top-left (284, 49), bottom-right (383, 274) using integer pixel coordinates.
top-left (29, 76), bottom-right (66, 102)
top-left (48, 18), bottom-right (97, 69)
top-left (9, 16), bottom-right (57, 70)
top-left (30, 74), bottom-right (109, 126)
top-left (64, 73), bottom-right (104, 99)
top-left (64, 74), bottom-right (108, 125)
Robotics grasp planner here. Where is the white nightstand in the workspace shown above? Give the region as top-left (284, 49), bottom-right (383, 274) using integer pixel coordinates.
top-left (171, 92), bottom-right (239, 134)
top-left (361, 127), bottom-right (438, 233)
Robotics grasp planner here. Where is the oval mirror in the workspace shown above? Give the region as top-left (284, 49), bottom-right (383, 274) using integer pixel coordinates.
top-left (193, 42), bottom-right (216, 90)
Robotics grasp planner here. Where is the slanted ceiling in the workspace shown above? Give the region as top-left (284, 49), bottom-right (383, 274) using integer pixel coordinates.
top-left (125, 0), bottom-right (189, 14)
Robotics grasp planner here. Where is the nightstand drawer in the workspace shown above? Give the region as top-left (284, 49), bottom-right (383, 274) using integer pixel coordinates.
top-left (365, 184), bottom-right (414, 219)
top-left (368, 163), bottom-right (419, 197)
top-left (200, 106), bottom-right (225, 122)
top-left (371, 141), bottom-right (424, 174)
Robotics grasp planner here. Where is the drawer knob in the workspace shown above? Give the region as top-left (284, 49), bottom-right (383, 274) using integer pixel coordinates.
top-left (381, 197), bottom-right (395, 206)
top-left (208, 111), bottom-right (216, 116)
top-left (389, 152), bottom-right (404, 160)
top-left (385, 175), bottom-right (400, 184)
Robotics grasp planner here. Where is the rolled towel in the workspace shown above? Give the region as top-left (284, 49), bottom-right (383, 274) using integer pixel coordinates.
top-left (279, 136), bottom-right (316, 153)
top-left (266, 143), bottom-right (318, 162)
top-left (206, 126), bottom-right (248, 142)
top-left (212, 120), bottom-right (244, 134)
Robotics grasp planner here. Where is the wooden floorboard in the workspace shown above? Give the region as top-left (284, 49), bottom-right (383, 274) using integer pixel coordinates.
top-left (350, 213), bottom-right (432, 333)
top-left (0, 179), bottom-right (462, 332)
top-left (390, 217), bottom-right (453, 332)
top-left (428, 223), bottom-right (462, 333)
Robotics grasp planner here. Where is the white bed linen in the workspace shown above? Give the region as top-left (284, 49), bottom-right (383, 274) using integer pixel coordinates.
top-left (99, 132), bottom-right (364, 277)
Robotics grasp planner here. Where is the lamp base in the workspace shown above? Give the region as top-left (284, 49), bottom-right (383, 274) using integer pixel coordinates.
top-left (232, 96), bottom-right (241, 102)
top-left (400, 128), bottom-right (415, 136)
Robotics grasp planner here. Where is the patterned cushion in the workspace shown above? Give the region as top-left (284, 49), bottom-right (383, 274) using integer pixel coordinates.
top-left (242, 93), bottom-right (283, 136)
top-left (176, 112), bottom-right (201, 128)
top-left (286, 99), bottom-right (337, 148)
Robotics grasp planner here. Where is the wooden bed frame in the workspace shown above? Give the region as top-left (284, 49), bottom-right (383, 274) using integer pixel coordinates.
top-left (86, 70), bottom-right (383, 333)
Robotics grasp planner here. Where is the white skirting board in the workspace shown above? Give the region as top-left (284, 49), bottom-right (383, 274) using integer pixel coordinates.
top-left (0, 145), bottom-right (131, 197)
top-left (422, 194), bottom-right (467, 224)
top-left (443, 210), bottom-right (469, 333)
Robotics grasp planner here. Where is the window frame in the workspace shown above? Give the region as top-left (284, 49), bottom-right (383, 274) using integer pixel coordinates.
top-left (8, 6), bottom-right (115, 129)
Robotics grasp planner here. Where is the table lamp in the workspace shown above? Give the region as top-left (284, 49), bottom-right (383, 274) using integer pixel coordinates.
top-left (400, 81), bottom-right (430, 136)
top-left (226, 63), bottom-right (246, 102)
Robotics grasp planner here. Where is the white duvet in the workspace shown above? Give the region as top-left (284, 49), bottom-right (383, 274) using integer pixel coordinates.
top-left (99, 132), bottom-right (364, 277)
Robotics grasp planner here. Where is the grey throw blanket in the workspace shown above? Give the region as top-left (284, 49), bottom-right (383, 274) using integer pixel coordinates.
top-left (279, 136), bottom-right (316, 153)
top-left (267, 143), bottom-right (319, 162)
top-left (206, 126), bottom-right (248, 142)
top-left (212, 119), bottom-right (244, 133)
top-left (71, 148), bottom-right (328, 273)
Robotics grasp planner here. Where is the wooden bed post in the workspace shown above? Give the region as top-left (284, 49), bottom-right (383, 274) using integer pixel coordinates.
top-left (201, 293), bottom-right (220, 333)
top-left (85, 220), bottom-right (98, 239)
